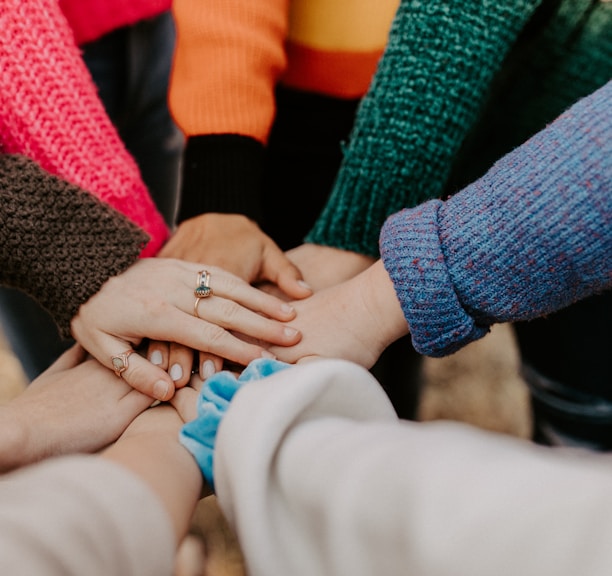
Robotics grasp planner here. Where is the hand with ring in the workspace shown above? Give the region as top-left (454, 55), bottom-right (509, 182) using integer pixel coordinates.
top-left (70, 258), bottom-right (302, 401)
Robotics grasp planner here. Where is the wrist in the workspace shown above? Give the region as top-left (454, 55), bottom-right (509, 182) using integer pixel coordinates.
top-left (362, 260), bottom-right (409, 349)
top-left (0, 405), bottom-right (32, 472)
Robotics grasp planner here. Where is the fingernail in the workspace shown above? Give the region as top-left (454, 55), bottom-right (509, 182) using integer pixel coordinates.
top-left (150, 350), bottom-right (163, 365)
top-left (261, 350), bottom-right (276, 359)
top-left (154, 379), bottom-right (170, 400)
top-left (202, 360), bottom-right (216, 379)
top-left (298, 280), bottom-right (312, 291)
top-left (281, 303), bottom-right (295, 314)
top-left (169, 363), bottom-right (183, 381)
top-left (284, 327), bottom-right (299, 339)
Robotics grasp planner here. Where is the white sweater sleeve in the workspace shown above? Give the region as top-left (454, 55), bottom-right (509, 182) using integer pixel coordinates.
top-left (215, 359), bottom-right (612, 576)
top-left (0, 455), bottom-right (175, 576)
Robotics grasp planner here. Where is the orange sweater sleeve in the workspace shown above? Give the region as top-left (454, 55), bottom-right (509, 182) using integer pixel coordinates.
top-left (169, 0), bottom-right (289, 144)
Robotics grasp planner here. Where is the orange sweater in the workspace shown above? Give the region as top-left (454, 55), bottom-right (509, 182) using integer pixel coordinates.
top-left (169, 0), bottom-right (399, 144)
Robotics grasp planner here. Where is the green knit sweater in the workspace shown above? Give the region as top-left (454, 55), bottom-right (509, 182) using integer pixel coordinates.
top-left (306, 0), bottom-right (612, 257)
top-left (0, 155), bottom-right (148, 337)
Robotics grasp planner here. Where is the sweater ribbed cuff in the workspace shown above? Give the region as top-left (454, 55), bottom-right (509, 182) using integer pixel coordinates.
top-left (177, 135), bottom-right (266, 225)
top-left (380, 201), bottom-right (488, 357)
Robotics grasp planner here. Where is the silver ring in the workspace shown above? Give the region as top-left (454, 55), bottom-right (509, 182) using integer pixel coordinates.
top-left (195, 269), bottom-right (213, 298)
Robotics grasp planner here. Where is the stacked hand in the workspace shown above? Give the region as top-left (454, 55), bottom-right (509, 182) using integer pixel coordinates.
top-left (71, 258), bottom-right (302, 401)
top-left (0, 345), bottom-right (152, 473)
top-left (269, 261), bottom-right (409, 367)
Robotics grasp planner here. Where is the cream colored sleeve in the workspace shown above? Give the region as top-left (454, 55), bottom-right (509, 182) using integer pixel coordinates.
top-left (0, 455), bottom-right (175, 576)
top-left (215, 359), bottom-right (612, 576)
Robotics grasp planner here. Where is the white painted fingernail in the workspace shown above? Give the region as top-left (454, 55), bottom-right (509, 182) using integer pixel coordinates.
top-left (281, 303), bottom-right (295, 314)
top-left (169, 363), bottom-right (183, 381)
top-left (261, 350), bottom-right (276, 359)
top-left (284, 327), bottom-right (299, 338)
top-left (202, 360), bottom-right (216, 379)
top-left (150, 350), bottom-right (163, 365)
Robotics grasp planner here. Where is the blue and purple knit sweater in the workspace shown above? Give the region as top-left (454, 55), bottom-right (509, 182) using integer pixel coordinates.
top-left (380, 81), bottom-right (611, 357)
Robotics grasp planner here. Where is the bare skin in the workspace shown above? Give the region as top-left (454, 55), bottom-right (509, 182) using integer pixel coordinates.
top-left (71, 258), bottom-right (301, 401)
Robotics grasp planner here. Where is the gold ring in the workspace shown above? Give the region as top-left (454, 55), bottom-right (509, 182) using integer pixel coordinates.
top-left (195, 269), bottom-right (213, 298)
top-left (194, 297), bottom-right (202, 318)
top-left (111, 350), bottom-right (134, 378)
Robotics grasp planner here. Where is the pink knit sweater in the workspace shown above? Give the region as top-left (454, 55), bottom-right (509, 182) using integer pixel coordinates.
top-left (60, 0), bottom-right (172, 45)
top-left (0, 0), bottom-right (169, 257)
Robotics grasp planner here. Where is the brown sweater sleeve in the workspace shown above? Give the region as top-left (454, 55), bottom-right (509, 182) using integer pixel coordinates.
top-left (0, 155), bottom-right (149, 338)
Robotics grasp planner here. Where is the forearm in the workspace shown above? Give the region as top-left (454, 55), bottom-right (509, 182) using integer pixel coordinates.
top-left (0, 155), bottom-right (148, 337)
top-left (102, 405), bottom-right (202, 545)
top-left (306, 0), bottom-right (540, 257)
top-left (0, 406), bottom-right (28, 473)
top-left (0, 456), bottom-right (175, 576)
top-left (0, 0), bottom-right (168, 255)
top-left (170, 0), bottom-right (288, 224)
top-left (381, 81), bottom-right (612, 356)
top-left (215, 359), bottom-right (612, 576)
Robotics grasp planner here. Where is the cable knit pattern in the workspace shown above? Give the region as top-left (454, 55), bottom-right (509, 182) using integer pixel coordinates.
top-left (380, 81), bottom-right (612, 357)
top-left (0, 0), bottom-right (169, 257)
top-left (0, 155), bottom-right (148, 338)
top-left (307, 0), bottom-right (612, 257)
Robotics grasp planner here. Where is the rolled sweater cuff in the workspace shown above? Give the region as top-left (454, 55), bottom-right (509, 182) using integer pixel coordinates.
top-left (380, 201), bottom-right (488, 357)
top-left (0, 155), bottom-right (148, 338)
top-left (177, 135), bottom-right (266, 225)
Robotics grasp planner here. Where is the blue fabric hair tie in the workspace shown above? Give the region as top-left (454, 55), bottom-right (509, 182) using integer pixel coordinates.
top-left (180, 358), bottom-right (290, 490)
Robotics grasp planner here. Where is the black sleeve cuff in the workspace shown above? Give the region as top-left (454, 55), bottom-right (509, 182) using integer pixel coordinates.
top-left (177, 134), bottom-right (266, 225)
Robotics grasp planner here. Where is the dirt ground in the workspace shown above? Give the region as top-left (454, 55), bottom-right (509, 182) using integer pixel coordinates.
top-left (0, 321), bottom-right (532, 575)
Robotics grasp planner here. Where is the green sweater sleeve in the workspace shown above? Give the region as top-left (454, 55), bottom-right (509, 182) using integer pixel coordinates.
top-left (0, 155), bottom-right (149, 338)
top-left (305, 0), bottom-right (540, 257)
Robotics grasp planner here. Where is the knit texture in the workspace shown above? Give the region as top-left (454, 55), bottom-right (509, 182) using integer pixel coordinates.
top-left (0, 155), bottom-right (148, 338)
top-left (177, 135), bottom-right (266, 224)
top-left (380, 81), bottom-right (612, 357)
top-left (0, 0), bottom-right (169, 257)
top-left (171, 0), bottom-right (397, 229)
top-left (307, 0), bottom-right (612, 257)
top-left (59, 0), bottom-right (171, 45)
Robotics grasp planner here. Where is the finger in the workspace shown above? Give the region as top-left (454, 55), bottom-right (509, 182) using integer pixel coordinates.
top-left (193, 295), bottom-right (301, 347)
top-left (167, 315), bottom-right (278, 367)
top-left (101, 337), bottom-right (176, 401)
top-left (202, 267), bottom-right (297, 322)
top-left (167, 342), bottom-right (195, 388)
top-left (197, 351), bottom-right (223, 381)
top-left (261, 247), bottom-right (313, 300)
top-left (147, 340), bottom-right (170, 371)
top-left (171, 385), bottom-right (200, 422)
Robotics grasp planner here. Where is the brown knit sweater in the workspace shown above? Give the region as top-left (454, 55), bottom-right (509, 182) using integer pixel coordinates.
top-left (0, 155), bottom-right (149, 338)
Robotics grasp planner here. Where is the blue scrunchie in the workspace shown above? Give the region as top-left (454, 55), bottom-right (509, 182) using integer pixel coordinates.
top-left (180, 358), bottom-right (290, 491)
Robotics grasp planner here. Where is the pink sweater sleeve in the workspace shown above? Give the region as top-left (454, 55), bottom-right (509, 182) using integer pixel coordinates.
top-left (0, 0), bottom-right (169, 256)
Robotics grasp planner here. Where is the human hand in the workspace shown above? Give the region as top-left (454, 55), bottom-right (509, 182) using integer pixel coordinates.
top-left (159, 213), bottom-right (313, 300)
top-left (286, 243), bottom-right (375, 291)
top-left (70, 258), bottom-right (302, 402)
top-left (269, 260), bottom-right (409, 366)
top-left (0, 344), bottom-right (152, 473)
